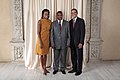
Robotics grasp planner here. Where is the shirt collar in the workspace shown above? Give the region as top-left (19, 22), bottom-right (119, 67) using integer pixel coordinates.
top-left (58, 19), bottom-right (63, 24)
top-left (73, 17), bottom-right (77, 22)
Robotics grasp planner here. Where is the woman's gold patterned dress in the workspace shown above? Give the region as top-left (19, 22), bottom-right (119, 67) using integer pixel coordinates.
top-left (36, 19), bottom-right (51, 55)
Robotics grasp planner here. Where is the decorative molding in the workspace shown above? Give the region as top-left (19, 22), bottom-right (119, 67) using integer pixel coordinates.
top-left (11, 42), bottom-right (24, 61)
top-left (86, 0), bottom-right (103, 60)
top-left (10, 0), bottom-right (24, 61)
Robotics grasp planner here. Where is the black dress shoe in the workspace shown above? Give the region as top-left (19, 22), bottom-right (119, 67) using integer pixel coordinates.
top-left (68, 69), bottom-right (76, 73)
top-left (61, 70), bottom-right (66, 74)
top-left (75, 72), bottom-right (82, 76)
top-left (53, 70), bottom-right (58, 74)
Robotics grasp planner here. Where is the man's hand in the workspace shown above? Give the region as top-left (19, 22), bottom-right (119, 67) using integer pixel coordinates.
top-left (51, 44), bottom-right (55, 48)
top-left (67, 44), bottom-right (70, 47)
top-left (78, 43), bottom-right (83, 49)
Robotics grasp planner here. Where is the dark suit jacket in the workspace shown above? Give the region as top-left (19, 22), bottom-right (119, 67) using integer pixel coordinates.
top-left (69, 17), bottom-right (85, 47)
top-left (51, 20), bottom-right (70, 49)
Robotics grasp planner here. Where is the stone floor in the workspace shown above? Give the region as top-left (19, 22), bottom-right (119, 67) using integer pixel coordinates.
top-left (0, 61), bottom-right (120, 80)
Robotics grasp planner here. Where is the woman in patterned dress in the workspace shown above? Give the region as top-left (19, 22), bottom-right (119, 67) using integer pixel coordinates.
top-left (36, 9), bottom-right (51, 75)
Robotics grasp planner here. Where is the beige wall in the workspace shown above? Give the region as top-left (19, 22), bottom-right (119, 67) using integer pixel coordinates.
top-left (0, 0), bottom-right (120, 61)
top-left (0, 0), bottom-right (12, 61)
top-left (101, 0), bottom-right (120, 60)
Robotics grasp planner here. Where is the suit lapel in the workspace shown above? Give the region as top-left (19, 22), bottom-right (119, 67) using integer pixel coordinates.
top-left (55, 20), bottom-right (60, 32)
top-left (56, 20), bottom-right (65, 32)
top-left (61, 20), bottom-right (65, 31)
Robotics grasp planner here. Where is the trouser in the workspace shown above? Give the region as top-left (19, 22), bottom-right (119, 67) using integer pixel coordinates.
top-left (71, 44), bottom-right (83, 72)
top-left (53, 48), bottom-right (67, 71)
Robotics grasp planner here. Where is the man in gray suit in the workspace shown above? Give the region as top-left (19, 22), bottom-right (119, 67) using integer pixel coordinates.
top-left (51, 11), bottom-right (70, 74)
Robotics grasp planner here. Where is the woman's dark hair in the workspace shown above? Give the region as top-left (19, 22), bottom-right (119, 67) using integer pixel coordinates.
top-left (41, 9), bottom-right (50, 19)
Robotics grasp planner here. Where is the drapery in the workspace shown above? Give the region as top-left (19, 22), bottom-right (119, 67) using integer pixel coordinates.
top-left (24, 0), bottom-right (87, 69)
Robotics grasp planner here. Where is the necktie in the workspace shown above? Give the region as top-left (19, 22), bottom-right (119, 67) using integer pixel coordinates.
top-left (73, 19), bottom-right (75, 28)
top-left (59, 20), bottom-right (62, 31)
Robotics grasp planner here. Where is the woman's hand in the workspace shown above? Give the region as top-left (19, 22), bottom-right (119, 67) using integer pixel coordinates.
top-left (39, 41), bottom-right (43, 49)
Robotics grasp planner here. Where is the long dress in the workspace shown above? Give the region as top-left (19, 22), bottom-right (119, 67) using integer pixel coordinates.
top-left (36, 19), bottom-right (51, 55)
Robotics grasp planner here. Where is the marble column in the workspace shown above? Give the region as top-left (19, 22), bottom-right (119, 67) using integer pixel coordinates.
top-left (86, 0), bottom-right (103, 61)
top-left (10, 0), bottom-right (24, 61)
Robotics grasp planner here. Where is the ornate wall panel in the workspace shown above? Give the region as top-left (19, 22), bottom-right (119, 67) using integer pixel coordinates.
top-left (10, 0), bottom-right (24, 61)
top-left (86, 0), bottom-right (103, 60)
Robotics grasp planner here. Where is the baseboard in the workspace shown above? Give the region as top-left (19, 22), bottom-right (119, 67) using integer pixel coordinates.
top-left (0, 60), bottom-right (13, 63)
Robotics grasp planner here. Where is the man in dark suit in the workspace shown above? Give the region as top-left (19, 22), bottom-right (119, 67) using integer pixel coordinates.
top-left (68, 8), bottom-right (85, 76)
top-left (51, 11), bottom-right (70, 75)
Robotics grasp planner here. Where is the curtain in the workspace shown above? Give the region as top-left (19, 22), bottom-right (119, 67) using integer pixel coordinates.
top-left (24, 0), bottom-right (87, 69)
